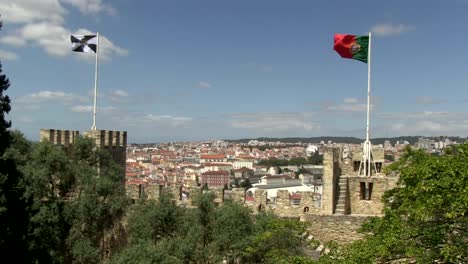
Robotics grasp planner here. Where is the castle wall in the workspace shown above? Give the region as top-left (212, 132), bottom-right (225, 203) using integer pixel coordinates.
top-left (304, 215), bottom-right (370, 244)
top-left (346, 175), bottom-right (398, 215)
top-left (321, 147), bottom-right (340, 214)
top-left (84, 130), bottom-right (127, 174)
top-left (40, 129), bottom-right (79, 147)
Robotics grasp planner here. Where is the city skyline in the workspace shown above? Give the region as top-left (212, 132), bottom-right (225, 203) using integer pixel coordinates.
top-left (2, 0), bottom-right (468, 143)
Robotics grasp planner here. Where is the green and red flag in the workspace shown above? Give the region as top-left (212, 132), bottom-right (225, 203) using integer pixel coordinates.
top-left (333, 34), bottom-right (369, 63)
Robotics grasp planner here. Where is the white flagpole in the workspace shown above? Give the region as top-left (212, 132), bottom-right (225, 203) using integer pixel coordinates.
top-left (92, 32), bottom-right (99, 130)
top-left (366, 32), bottom-right (372, 176)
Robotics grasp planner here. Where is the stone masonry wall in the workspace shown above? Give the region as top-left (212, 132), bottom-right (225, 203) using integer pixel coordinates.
top-left (321, 147), bottom-right (340, 214)
top-left (84, 130), bottom-right (127, 176)
top-left (40, 129), bottom-right (79, 147)
top-left (304, 215), bottom-right (371, 244)
top-left (346, 175), bottom-right (398, 215)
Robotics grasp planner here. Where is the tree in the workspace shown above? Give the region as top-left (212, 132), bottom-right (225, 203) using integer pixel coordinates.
top-left (65, 137), bottom-right (128, 263)
top-left (18, 137), bottom-right (129, 263)
top-left (0, 21), bottom-right (32, 262)
top-left (126, 191), bottom-right (183, 244)
top-left (242, 212), bottom-right (309, 263)
top-left (212, 201), bottom-right (254, 263)
top-left (320, 145), bottom-right (468, 263)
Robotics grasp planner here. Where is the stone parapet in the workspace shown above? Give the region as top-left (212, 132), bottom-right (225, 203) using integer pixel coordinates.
top-left (40, 129), bottom-right (79, 147)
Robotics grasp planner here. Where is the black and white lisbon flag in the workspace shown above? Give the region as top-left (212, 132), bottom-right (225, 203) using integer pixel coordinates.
top-left (71, 35), bottom-right (97, 53)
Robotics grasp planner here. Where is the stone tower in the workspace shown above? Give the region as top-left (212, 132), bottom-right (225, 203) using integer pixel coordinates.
top-left (40, 128), bottom-right (127, 177)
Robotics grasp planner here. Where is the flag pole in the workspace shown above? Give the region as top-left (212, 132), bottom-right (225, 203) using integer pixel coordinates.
top-left (92, 32), bottom-right (99, 130)
top-left (366, 32), bottom-right (372, 177)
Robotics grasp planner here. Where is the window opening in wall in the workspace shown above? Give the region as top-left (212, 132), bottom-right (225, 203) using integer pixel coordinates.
top-left (376, 162), bottom-right (382, 173)
top-left (360, 182), bottom-right (365, 200)
top-left (353, 161), bottom-right (361, 172)
top-left (360, 182), bottom-right (373, 200)
top-left (138, 184), bottom-right (145, 198)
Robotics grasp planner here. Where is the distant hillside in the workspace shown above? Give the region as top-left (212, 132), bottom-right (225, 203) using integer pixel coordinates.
top-left (226, 137), bottom-right (363, 144)
top-left (226, 136), bottom-right (467, 145)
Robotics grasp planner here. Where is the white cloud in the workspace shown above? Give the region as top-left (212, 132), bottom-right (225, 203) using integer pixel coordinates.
top-left (117, 113), bottom-right (192, 127)
top-left (0, 0), bottom-right (66, 24)
top-left (0, 35), bottom-right (27, 47)
top-left (379, 111), bottom-right (468, 136)
top-left (112, 89), bottom-right (128, 97)
top-left (16, 90), bottom-right (89, 105)
top-left (371, 23), bottom-right (415, 37)
top-left (61, 0), bottom-right (116, 15)
top-left (198, 81), bottom-right (212, 89)
top-left (229, 112), bottom-right (319, 132)
top-left (103, 89), bottom-right (129, 103)
top-left (388, 120), bottom-right (468, 135)
top-left (0, 0), bottom-right (127, 60)
top-left (0, 49), bottom-right (19, 60)
top-left (343, 97), bottom-right (359, 104)
top-left (378, 111), bottom-right (458, 120)
top-left (69, 104), bottom-right (116, 113)
top-left (322, 97), bottom-right (375, 112)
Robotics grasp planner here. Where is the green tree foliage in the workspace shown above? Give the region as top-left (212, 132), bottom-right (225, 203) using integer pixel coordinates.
top-left (212, 201), bottom-right (254, 262)
top-left (16, 136), bottom-right (128, 263)
top-left (114, 193), bottom-right (314, 264)
top-left (320, 145), bottom-right (468, 263)
top-left (0, 23), bottom-right (32, 261)
top-left (126, 191), bottom-right (183, 244)
top-left (242, 212), bottom-right (309, 263)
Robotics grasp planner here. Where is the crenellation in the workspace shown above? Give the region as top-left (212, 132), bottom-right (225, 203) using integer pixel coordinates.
top-left (40, 129), bottom-right (80, 147)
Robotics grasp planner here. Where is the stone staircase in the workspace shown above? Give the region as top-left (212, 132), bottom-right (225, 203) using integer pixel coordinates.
top-left (335, 177), bottom-right (348, 215)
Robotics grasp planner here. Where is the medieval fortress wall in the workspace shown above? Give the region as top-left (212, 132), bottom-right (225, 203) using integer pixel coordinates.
top-left (39, 129), bottom-right (397, 244)
top-left (127, 146), bottom-right (398, 244)
top-left (40, 128), bottom-right (127, 177)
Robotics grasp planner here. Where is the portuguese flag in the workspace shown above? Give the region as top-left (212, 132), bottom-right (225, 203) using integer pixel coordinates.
top-left (333, 34), bottom-right (369, 63)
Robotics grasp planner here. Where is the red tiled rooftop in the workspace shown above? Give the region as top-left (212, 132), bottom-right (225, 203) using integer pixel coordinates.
top-left (201, 170), bottom-right (229, 176)
top-left (200, 154), bottom-right (225, 159)
top-left (202, 163), bottom-right (232, 167)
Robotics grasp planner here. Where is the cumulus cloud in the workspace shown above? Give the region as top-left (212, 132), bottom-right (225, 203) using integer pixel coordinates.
top-left (0, 0), bottom-right (67, 24)
top-left (0, 49), bottom-right (19, 60)
top-left (371, 23), bottom-right (415, 37)
top-left (61, 0), bottom-right (116, 15)
top-left (0, 35), bottom-right (27, 47)
top-left (229, 112), bottom-right (319, 132)
top-left (0, 0), bottom-right (127, 60)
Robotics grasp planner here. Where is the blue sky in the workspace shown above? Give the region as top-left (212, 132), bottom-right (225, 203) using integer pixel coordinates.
top-left (1, 0), bottom-right (468, 143)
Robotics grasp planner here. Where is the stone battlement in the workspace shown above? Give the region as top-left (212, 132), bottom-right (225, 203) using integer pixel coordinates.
top-left (40, 129), bottom-right (80, 147)
top-left (83, 130), bottom-right (127, 148)
top-left (40, 128), bottom-right (127, 177)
